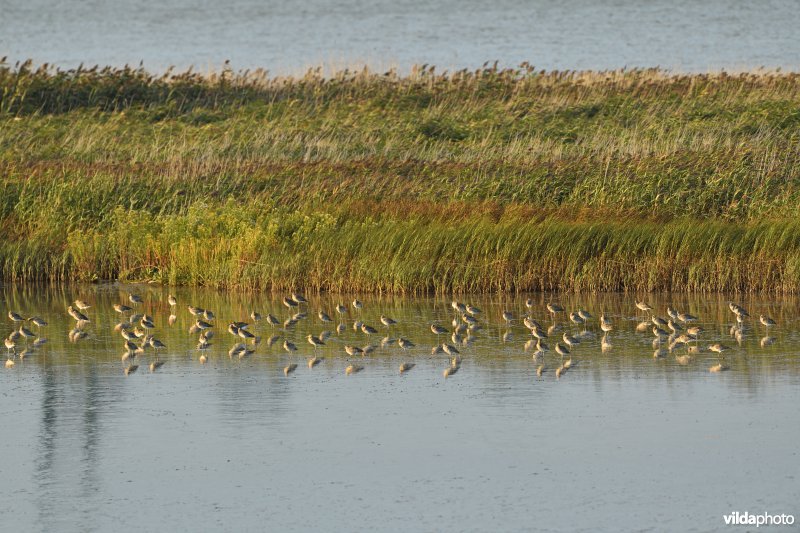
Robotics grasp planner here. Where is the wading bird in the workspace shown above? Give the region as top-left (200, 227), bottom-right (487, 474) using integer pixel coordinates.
top-left (759, 315), bottom-right (776, 333)
top-left (431, 324), bottom-right (447, 339)
top-left (292, 293), bottom-right (308, 305)
top-left (307, 334), bottom-right (325, 351)
top-left (114, 304), bottom-right (132, 314)
top-left (546, 303), bottom-right (563, 322)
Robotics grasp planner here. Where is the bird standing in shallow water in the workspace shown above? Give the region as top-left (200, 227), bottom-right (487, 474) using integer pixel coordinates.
top-left (150, 337), bottom-right (166, 349)
top-left (67, 306), bottom-right (89, 322)
top-left (26, 316), bottom-right (46, 328)
top-left (635, 301), bottom-right (653, 316)
top-left (547, 303), bottom-right (563, 322)
top-left (729, 302), bottom-right (749, 318)
top-left (707, 343), bottom-right (727, 353)
top-left (461, 314), bottom-right (477, 326)
top-left (441, 343), bottom-right (460, 358)
top-left (600, 313), bottom-right (613, 333)
top-left (525, 298), bottom-right (534, 312)
top-left (562, 332), bottom-right (578, 349)
top-left (759, 315), bottom-right (775, 333)
top-left (523, 316), bottom-right (540, 331)
top-left (451, 301), bottom-right (466, 315)
top-left (529, 324), bottom-right (547, 340)
top-left (686, 326), bottom-right (705, 341)
top-left (283, 297), bottom-right (299, 312)
top-left (283, 340), bottom-right (297, 354)
top-left (536, 338), bottom-right (549, 353)
top-left (361, 344), bottom-right (375, 355)
top-left (344, 345), bottom-right (364, 357)
top-left (653, 326), bottom-right (669, 340)
top-left (398, 337), bottom-right (414, 351)
top-left (431, 324), bottom-right (447, 340)
top-left (652, 316), bottom-right (668, 328)
top-left (238, 328), bottom-right (256, 344)
top-left (307, 334), bottom-right (325, 351)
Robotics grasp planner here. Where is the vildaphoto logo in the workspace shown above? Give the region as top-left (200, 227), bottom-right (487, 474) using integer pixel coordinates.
top-left (723, 511), bottom-right (795, 527)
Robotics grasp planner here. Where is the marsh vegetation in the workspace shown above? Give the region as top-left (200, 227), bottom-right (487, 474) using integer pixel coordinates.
top-left (2, 61), bottom-right (800, 292)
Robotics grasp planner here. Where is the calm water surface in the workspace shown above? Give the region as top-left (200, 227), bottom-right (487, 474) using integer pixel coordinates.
top-left (1, 0), bottom-right (799, 73)
top-left (1, 284), bottom-right (799, 532)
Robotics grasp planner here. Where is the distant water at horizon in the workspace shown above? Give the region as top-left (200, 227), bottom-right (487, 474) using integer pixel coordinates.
top-left (2, 0), bottom-right (800, 74)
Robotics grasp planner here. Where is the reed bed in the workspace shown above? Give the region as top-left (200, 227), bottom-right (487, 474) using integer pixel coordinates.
top-left (2, 60), bottom-right (800, 293)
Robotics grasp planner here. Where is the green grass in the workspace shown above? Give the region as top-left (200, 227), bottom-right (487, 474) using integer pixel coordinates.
top-left (2, 60), bottom-right (800, 292)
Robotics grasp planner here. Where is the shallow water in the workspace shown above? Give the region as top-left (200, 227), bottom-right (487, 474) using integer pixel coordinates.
top-left (1, 284), bottom-right (799, 532)
top-left (2, 0), bottom-right (800, 73)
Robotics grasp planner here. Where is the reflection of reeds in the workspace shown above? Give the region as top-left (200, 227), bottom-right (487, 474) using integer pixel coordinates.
top-left (3, 62), bottom-right (800, 292)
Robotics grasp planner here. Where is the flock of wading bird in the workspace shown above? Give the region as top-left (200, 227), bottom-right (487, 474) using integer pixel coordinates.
top-left (3, 293), bottom-right (779, 378)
